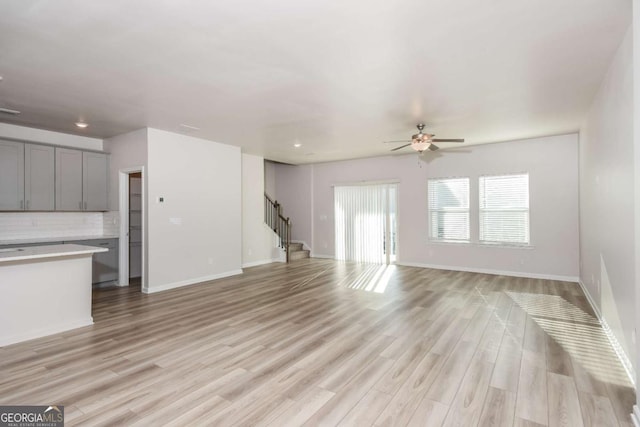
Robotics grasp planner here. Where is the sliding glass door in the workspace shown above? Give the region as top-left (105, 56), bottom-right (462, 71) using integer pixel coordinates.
top-left (334, 183), bottom-right (398, 264)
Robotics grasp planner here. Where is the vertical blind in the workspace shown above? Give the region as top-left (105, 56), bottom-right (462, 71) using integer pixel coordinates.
top-left (334, 184), bottom-right (391, 264)
top-left (479, 173), bottom-right (530, 244)
top-left (427, 178), bottom-right (470, 241)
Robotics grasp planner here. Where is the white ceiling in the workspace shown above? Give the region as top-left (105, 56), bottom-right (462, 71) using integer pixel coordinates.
top-left (0, 0), bottom-right (631, 164)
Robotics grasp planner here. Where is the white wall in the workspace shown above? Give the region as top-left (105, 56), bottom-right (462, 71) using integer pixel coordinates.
top-left (104, 128), bottom-right (149, 287)
top-left (635, 0), bottom-right (640, 403)
top-left (580, 27), bottom-right (635, 379)
top-left (274, 134), bottom-right (579, 280)
top-left (264, 160), bottom-right (277, 200)
top-left (242, 154), bottom-right (280, 267)
top-left (104, 128), bottom-right (148, 211)
top-left (0, 122), bottom-right (103, 151)
top-left (145, 128), bottom-right (242, 293)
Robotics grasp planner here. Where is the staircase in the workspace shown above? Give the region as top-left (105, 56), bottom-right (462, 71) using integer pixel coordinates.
top-left (288, 242), bottom-right (310, 261)
top-left (265, 194), bottom-right (309, 262)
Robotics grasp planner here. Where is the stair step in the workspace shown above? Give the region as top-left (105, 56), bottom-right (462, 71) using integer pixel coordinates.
top-left (288, 242), bottom-right (303, 251)
top-left (289, 249), bottom-right (310, 261)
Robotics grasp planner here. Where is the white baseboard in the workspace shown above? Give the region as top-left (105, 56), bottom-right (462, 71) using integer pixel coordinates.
top-left (143, 269), bottom-right (243, 294)
top-left (578, 280), bottom-right (636, 387)
top-left (310, 253), bottom-right (334, 259)
top-left (631, 405), bottom-right (640, 427)
top-left (242, 259), bottom-right (280, 268)
top-left (395, 261), bottom-right (579, 282)
top-left (0, 317), bottom-right (93, 347)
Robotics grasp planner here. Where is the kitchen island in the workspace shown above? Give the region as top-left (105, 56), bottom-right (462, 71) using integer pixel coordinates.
top-left (0, 244), bottom-right (107, 347)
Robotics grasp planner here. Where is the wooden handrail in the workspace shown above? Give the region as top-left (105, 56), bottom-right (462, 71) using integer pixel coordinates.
top-left (265, 193), bottom-right (291, 262)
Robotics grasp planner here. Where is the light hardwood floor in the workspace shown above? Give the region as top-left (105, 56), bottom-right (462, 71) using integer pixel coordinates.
top-left (0, 259), bottom-right (635, 426)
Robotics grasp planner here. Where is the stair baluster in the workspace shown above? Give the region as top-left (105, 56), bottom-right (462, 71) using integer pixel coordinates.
top-left (265, 193), bottom-right (291, 263)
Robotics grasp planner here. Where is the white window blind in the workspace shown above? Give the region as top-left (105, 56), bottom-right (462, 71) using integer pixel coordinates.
top-left (427, 177), bottom-right (470, 241)
top-left (479, 173), bottom-right (530, 244)
top-left (334, 184), bottom-right (394, 264)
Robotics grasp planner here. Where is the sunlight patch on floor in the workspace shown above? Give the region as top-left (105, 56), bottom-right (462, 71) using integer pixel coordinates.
top-left (506, 291), bottom-right (632, 387)
top-left (343, 264), bottom-right (395, 294)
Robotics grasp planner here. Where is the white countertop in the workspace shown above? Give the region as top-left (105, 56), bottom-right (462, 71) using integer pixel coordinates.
top-left (0, 235), bottom-right (119, 246)
top-left (0, 244), bottom-right (108, 263)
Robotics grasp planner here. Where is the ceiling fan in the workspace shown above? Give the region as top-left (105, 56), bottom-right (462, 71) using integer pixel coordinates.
top-left (384, 124), bottom-right (464, 153)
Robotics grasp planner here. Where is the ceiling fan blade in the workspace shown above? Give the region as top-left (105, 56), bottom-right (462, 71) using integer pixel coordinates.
top-left (431, 138), bottom-right (464, 143)
top-left (390, 143), bottom-right (411, 151)
top-left (383, 140), bottom-right (411, 143)
top-left (428, 144), bottom-right (440, 151)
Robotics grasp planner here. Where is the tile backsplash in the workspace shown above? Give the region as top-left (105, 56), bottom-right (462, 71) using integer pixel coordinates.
top-left (0, 212), bottom-right (120, 241)
top-left (102, 211), bottom-right (120, 236)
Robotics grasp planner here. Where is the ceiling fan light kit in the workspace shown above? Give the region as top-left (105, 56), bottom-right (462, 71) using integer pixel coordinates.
top-left (386, 123), bottom-right (465, 154)
top-left (411, 124), bottom-right (432, 152)
top-left (411, 140), bottom-right (431, 153)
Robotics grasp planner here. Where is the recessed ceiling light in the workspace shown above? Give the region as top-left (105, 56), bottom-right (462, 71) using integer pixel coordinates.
top-left (294, 143), bottom-right (302, 148)
top-left (75, 122), bottom-right (88, 128)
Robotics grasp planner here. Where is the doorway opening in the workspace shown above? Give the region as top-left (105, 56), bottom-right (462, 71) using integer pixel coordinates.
top-left (118, 167), bottom-right (145, 290)
top-left (128, 173), bottom-right (142, 285)
top-left (334, 183), bottom-right (398, 264)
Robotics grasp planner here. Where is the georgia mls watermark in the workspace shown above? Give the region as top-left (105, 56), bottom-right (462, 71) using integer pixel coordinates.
top-left (0, 406), bottom-right (64, 427)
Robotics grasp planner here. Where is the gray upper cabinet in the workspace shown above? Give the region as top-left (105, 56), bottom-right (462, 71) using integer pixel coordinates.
top-left (0, 140), bottom-right (25, 211)
top-left (55, 148), bottom-right (83, 211)
top-left (25, 144), bottom-right (55, 210)
top-left (82, 151), bottom-right (108, 211)
top-left (0, 142), bottom-right (108, 212)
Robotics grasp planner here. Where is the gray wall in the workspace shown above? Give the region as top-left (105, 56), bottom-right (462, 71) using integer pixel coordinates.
top-left (273, 163), bottom-right (313, 246)
top-left (273, 133), bottom-right (580, 280)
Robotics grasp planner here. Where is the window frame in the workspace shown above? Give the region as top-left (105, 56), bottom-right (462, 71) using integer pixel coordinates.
top-left (478, 172), bottom-right (531, 246)
top-left (427, 176), bottom-right (471, 243)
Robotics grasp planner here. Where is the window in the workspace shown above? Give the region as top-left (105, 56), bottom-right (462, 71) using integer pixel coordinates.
top-left (334, 184), bottom-right (398, 264)
top-left (428, 177), bottom-right (470, 241)
top-left (479, 173), bottom-right (529, 244)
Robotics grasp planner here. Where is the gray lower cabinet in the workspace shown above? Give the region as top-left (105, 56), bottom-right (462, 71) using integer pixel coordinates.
top-left (0, 242), bottom-right (60, 249)
top-left (0, 238), bottom-right (119, 285)
top-left (25, 143), bottom-right (55, 210)
top-left (0, 140), bottom-right (25, 210)
top-left (67, 239), bottom-right (119, 284)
